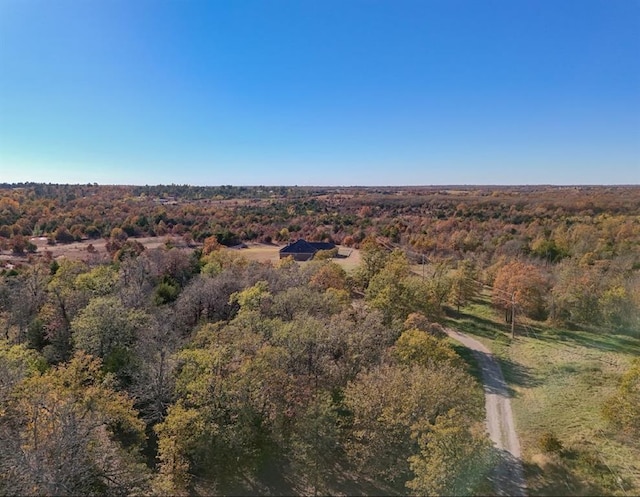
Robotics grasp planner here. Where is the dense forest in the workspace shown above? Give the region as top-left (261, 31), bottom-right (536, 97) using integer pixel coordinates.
top-left (2, 184), bottom-right (639, 332)
top-left (0, 184), bottom-right (639, 495)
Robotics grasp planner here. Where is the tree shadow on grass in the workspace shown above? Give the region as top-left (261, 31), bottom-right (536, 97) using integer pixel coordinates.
top-left (542, 329), bottom-right (640, 356)
top-left (445, 308), bottom-right (510, 341)
top-left (522, 457), bottom-right (584, 497)
top-left (497, 356), bottom-right (542, 390)
top-left (522, 450), bottom-right (622, 497)
top-left (517, 318), bottom-right (640, 356)
top-left (220, 457), bottom-right (404, 497)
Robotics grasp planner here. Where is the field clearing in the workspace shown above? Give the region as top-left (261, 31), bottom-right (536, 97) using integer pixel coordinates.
top-left (0, 236), bottom-right (189, 265)
top-left (1, 238), bottom-right (362, 274)
top-left (228, 243), bottom-right (280, 264)
top-left (447, 296), bottom-right (640, 496)
top-left (229, 243), bottom-right (362, 272)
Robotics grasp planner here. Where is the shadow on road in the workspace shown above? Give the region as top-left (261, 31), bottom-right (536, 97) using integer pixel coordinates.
top-left (487, 447), bottom-right (528, 496)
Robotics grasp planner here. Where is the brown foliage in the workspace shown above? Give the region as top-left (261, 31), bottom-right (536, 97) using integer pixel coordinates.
top-left (492, 260), bottom-right (550, 320)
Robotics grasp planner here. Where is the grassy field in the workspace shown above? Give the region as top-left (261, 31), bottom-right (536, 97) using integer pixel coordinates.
top-left (446, 294), bottom-right (640, 496)
top-left (229, 243), bottom-right (362, 272)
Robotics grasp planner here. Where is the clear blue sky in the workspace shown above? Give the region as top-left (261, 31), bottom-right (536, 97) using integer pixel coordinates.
top-left (1, 0), bottom-right (638, 186)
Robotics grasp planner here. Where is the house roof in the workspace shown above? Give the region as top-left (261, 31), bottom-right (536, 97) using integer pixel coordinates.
top-left (279, 239), bottom-right (335, 254)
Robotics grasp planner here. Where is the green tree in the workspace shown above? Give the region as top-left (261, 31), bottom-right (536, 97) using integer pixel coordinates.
top-left (75, 265), bottom-right (118, 298)
top-left (426, 261), bottom-right (453, 309)
top-left (450, 259), bottom-right (479, 313)
top-left (154, 403), bottom-right (205, 495)
top-left (154, 276), bottom-right (180, 306)
top-left (155, 326), bottom-right (275, 493)
top-left (603, 359), bottom-right (640, 437)
top-left (366, 250), bottom-right (436, 324)
top-left (344, 360), bottom-right (484, 488)
top-left (530, 236), bottom-right (567, 263)
top-left (355, 237), bottom-right (389, 289)
top-left (0, 341), bottom-right (48, 405)
top-left (394, 328), bottom-right (461, 368)
top-left (71, 296), bottom-right (149, 381)
top-left (407, 409), bottom-right (492, 496)
top-left (600, 284), bottom-right (635, 331)
top-left (230, 280), bottom-right (271, 312)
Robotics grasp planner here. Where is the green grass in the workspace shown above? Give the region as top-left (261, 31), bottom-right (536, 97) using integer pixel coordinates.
top-left (447, 295), bottom-right (640, 496)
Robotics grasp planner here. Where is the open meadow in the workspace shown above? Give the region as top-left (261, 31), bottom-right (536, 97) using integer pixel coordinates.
top-left (447, 294), bottom-right (640, 496)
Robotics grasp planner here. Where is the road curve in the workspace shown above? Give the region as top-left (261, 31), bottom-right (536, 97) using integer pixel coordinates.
top-left (446, 328), bottom-right (527, 497)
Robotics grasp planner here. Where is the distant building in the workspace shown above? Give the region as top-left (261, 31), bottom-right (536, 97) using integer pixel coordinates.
top-left (279, 239), bottom-right (336, 261)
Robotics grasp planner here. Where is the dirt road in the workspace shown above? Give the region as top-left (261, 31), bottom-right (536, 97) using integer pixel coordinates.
top-left (446, 328), bottom-right (527, 497)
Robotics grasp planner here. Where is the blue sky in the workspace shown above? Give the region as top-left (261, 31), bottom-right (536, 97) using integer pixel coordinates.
top-left (1, 0), bottom-right (638, 186)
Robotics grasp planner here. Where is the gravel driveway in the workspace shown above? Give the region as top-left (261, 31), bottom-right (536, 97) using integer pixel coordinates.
top-left (446, 328), bottom-right (527, 497)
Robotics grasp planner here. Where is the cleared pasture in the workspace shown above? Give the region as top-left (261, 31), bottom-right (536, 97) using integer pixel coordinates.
top-left (228, 243), bottom-right (361, 271)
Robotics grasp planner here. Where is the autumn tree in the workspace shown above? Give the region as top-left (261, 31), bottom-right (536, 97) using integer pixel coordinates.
top-left (492, 260), bottom-right (550, 321)
top-left (132, 308), bottom-right (181, 425)
top-left (6, 264), bottom-right (50, 344)
top-left (40, 260), bottom-right (90, 363)
top-left (154, 273), bottom-right (389, 494)
top-left (54, 226), bottom-right (75, 244)
top-left (118, 254), bottom-right (154, 308)
top-left (0, 352), bottom-right (149, 496)
top-left (202, 235), bottom-right (222, 255)
top-left (308, 261), bottom-right (347, 291)
top-left (550, 258), bottom-right (639, 332)
top-left (550, 260), bottom-right (603, 325)
top-left (344, 360), bottom-right (487, 490)
top-left (174, 269), bottom-right (247, 331)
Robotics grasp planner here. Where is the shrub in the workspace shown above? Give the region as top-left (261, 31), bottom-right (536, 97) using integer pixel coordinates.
top-left (538, 431), bottom-right (563, 453)
top-left (314, 248), bottom-right (338, 260)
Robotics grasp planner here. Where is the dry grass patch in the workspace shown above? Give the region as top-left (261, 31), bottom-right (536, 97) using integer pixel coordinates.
top-left (227, 244), bottom-right (361, 272)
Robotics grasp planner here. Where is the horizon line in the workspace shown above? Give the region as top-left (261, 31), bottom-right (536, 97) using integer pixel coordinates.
top-left (2, 182), bottom-right (638, 189)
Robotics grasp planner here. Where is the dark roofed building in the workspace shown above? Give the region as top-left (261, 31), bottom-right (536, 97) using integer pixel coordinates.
top-left (279, 239), bottom-right (336, 261)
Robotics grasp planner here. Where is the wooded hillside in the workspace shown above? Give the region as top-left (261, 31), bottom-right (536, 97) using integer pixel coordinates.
top-left (0, 184), bottom-right (638, 495)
